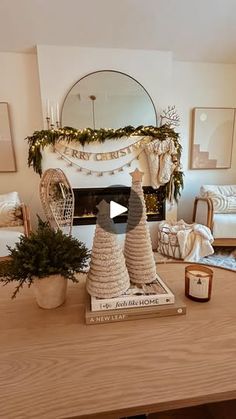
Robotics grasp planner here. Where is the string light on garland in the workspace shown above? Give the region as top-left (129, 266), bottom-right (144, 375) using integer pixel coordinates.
top-left (26, 125), bottom-right (181, 173)
top-left (26, 124), bottom-right (184, 201)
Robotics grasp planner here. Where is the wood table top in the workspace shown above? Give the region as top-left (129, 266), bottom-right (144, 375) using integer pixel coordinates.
top-left (0, 263), bottom-right (236, 419)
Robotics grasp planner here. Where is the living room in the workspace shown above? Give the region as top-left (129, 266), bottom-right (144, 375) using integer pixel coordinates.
top-left (1, 15), bottom-right (236, 233)
top-left (0, 1), bottom-right (236, 418)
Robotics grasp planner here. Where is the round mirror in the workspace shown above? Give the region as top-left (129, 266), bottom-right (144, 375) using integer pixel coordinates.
top-left (61, 70), bottom-right (157, 129)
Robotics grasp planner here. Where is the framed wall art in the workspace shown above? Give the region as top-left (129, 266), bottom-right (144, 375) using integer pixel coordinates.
top-left (191, 107), bottom-right (235, 169)
top-left (0, 102), bottom-right (16, 172)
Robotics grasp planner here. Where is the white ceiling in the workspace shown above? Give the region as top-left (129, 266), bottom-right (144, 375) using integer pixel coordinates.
top-left (1, 0), bottom-right (236, 63)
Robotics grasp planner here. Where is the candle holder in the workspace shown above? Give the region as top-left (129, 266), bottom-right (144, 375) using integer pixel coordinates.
top-left (185, 264), bottom-right (213, 302)
top-left (46, 116), bottom-right (50, 130)
top-left (46, 119), bottom-right (61, 130)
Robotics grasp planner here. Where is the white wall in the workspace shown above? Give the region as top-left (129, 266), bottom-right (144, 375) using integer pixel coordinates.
top-left (37, 45), bottom-right (173, 122)
top-left (0, 52), bottom-right (43, 224)
top-left (173, 61), bottom-right (236, 222)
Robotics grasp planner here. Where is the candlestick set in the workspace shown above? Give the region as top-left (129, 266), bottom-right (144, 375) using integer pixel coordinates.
top-left (46, 100), bottom-right (61, 129)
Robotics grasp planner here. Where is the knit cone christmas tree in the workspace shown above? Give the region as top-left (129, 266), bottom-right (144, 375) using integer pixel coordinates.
top-left (86, 200), bottom-right (130, 298)
top-left (124, 169), bottom-right (157, 284)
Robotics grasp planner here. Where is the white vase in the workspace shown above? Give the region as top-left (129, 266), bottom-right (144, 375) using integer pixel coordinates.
top-left (33, 274), bottom-right (67, 309)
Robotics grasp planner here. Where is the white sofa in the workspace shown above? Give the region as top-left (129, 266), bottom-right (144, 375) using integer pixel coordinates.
top-left (0, 192), bottom-right (30, 259)
top-left (193, 185), bottom-right (236, 246)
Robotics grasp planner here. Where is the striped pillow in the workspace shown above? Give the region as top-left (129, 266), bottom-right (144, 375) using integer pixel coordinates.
top-left (0, 192), bottom-right (23, 227)
top-left (200, 185), bottom-right (236, 214)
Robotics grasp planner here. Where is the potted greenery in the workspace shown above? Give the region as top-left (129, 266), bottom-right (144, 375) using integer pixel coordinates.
top-left (0, 218), bottom-right (90, 309)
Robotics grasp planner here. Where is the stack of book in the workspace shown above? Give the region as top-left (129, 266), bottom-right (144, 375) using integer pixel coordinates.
top-left (85, 273), bottom-right (186, 325)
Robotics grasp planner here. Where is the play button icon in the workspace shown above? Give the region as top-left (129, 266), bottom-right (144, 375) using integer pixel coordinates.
top-left (110, 201), bottom-right (127, 219)
top-left (95, 183), bottom-right (143, 234)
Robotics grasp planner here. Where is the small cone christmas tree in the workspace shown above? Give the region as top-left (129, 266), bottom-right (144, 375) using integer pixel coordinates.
top-left (86, 200), bottom-right (130, 298)
top-left (124, 169), bottom-right (157, 284)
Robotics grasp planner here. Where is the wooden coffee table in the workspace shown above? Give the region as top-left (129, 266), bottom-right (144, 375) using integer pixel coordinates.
top-left (0, 263), bottom-right (236, 419)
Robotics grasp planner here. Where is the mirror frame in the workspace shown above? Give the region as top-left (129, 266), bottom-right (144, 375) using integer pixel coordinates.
top-left (61, 69), bottom-right (158, 128)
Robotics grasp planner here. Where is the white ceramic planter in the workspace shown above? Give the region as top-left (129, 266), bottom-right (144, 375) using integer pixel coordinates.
top-left (33, 274), bottom-right (68, 309)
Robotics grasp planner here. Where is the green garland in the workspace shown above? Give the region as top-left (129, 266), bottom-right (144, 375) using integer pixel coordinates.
top-left (26, 124), bottom-right (184, 200)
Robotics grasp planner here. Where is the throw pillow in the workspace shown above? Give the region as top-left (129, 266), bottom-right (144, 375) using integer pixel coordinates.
top-left (0, 192), bottom-right (23, 227)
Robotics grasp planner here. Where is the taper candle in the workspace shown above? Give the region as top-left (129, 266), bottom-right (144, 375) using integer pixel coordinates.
top-left (50, 106), bottom-right (54, 125)
top-left (56, 102), bottom-right (60, 123)
top-left (46, 99), bottom-right (50, 118)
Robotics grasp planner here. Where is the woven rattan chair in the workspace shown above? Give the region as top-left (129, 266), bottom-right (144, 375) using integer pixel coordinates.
top-left (193, 185), bottom-right (236, 246)
top-left (39, 168), bottom-right (74, 235)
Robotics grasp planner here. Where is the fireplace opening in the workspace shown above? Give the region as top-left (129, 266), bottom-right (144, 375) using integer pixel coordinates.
top-left (73, 186), bottom-right (165, 225)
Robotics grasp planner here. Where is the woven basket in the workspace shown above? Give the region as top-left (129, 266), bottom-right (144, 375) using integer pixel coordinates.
top-left (157, 226), bottom-right (181, 259)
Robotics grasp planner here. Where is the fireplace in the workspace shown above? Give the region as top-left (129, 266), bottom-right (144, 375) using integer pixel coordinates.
top-left (73, 186), bottom-right (165, 225)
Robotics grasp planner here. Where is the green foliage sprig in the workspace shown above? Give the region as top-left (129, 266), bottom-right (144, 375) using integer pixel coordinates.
top-left (0, 218), bottom-right (90, 299)
top-left (26, 124), bottom-right (184, 200)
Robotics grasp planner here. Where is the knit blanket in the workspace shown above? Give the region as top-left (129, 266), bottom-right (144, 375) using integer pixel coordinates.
top-left (158, 220), bottom-right (214, 262)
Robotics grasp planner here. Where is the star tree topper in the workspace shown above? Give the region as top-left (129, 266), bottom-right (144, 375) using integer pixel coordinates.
top-left (130, 168), bottom-right (144, 182)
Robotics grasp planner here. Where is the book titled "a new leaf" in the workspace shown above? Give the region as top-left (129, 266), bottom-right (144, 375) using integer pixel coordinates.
top-left (85, 296), bottom-right (186, 325)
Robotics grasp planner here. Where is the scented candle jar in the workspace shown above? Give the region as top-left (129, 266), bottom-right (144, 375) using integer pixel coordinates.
top-left (185, 265), bottom-right (213, 302)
